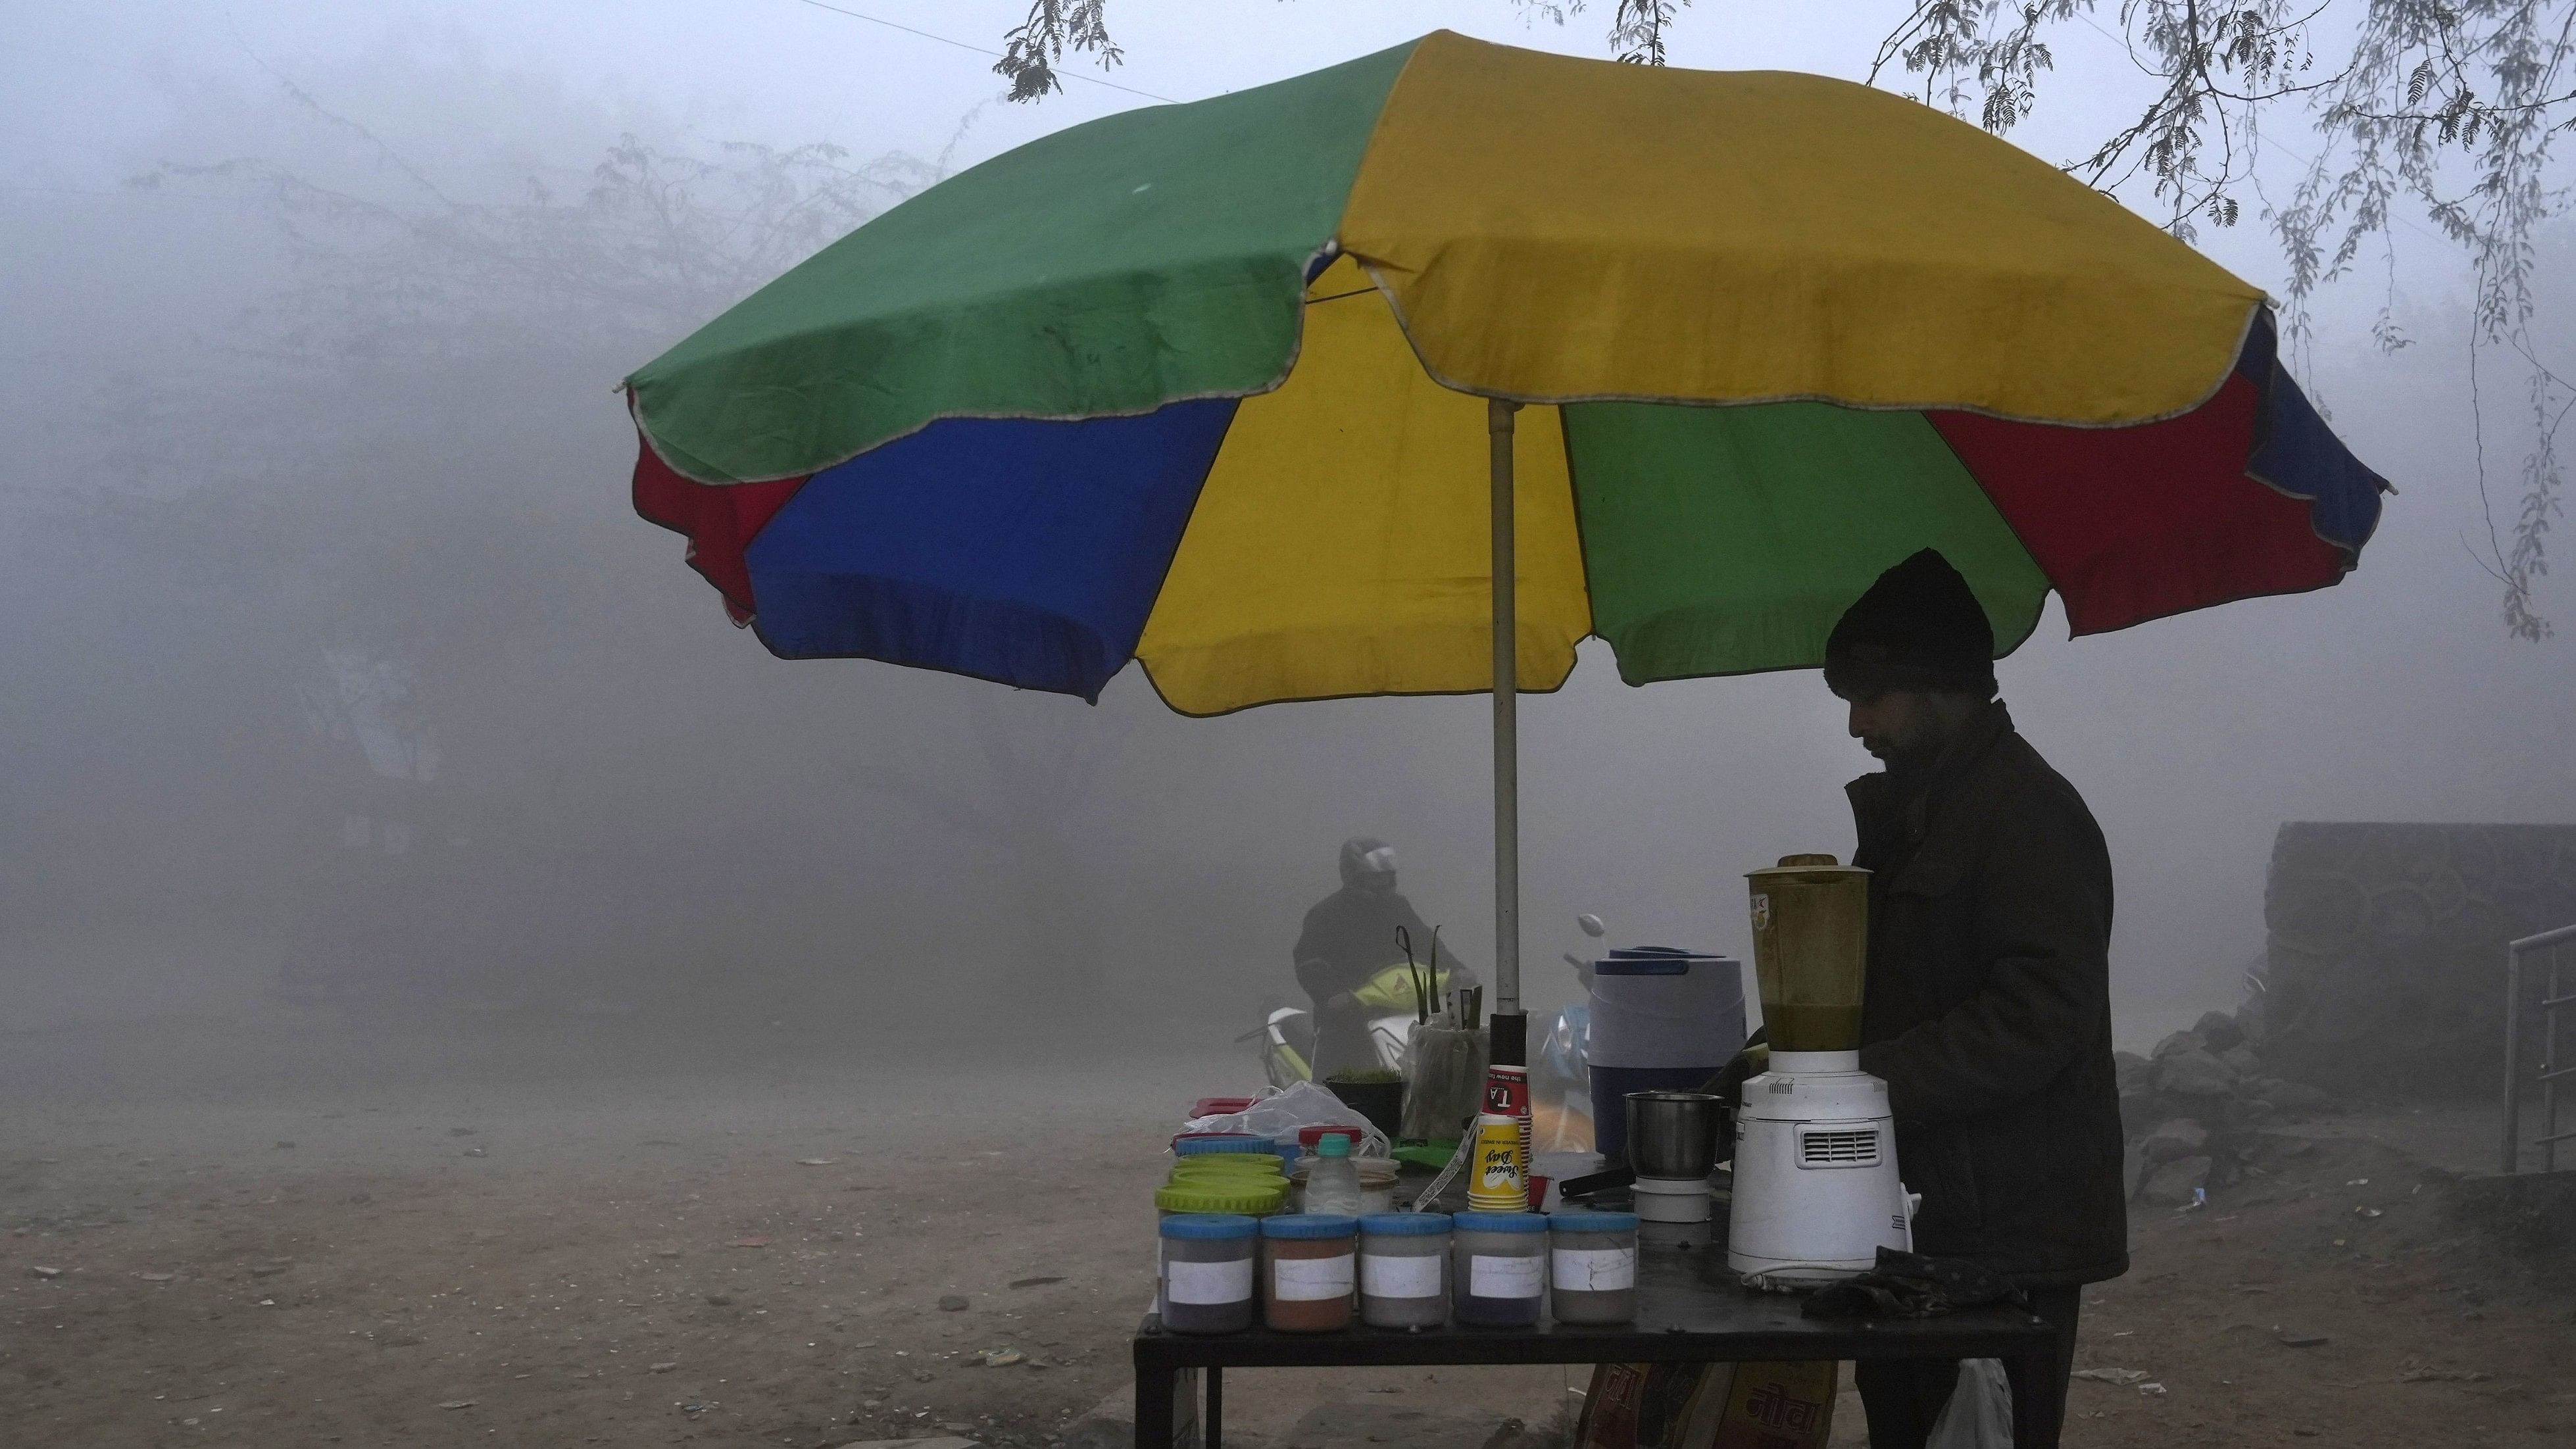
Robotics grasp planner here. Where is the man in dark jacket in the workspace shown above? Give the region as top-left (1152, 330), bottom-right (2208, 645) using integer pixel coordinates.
top-left (1293, 837), bottom-right (1432, 1077)
top-left (1826, 550), bottom-right (2124, 1449)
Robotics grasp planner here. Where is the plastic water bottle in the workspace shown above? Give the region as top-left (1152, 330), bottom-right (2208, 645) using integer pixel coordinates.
top-left (1304, 1132), bottom-right (1365, 1215)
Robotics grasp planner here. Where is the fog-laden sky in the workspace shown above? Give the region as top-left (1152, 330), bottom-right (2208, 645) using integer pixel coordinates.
top-left (2, 2), bottom-right (2569, 1050)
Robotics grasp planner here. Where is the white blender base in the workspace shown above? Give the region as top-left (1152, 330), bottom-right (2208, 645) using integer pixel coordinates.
top-left (1729, 1251), bottom-right (1884, 1292)
top-left (1631, 1174), bottom-right (1711, 1223)
top-left (1726, 1050), bottom-right (1913, 1289)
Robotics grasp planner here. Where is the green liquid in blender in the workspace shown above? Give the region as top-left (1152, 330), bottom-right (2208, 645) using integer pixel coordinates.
top-left (1763, 1003), bottom-right (1864, 1053)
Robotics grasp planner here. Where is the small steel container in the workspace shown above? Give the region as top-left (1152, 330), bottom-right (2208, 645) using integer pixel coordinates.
top-left (1625, 1091), bottom-right (1725, 1181)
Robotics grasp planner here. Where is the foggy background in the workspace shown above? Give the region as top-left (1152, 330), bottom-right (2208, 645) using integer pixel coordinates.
top-left (3, 0), bottom-right (2570, 1066)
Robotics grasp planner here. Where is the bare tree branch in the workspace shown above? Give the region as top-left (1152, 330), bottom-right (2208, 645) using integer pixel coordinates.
top-left (1871, 1), bottom-right (2576, 637)
top-left (995, 0), bottom-right (1124, 102)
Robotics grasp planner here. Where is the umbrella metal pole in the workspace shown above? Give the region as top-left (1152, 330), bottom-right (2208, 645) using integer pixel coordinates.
top-left (1489, 398), bottom-right (1523, 1038)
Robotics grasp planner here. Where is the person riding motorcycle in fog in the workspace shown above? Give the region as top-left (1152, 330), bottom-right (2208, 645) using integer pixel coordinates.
top-left (1293, 837), bottom-right (1436, 1077)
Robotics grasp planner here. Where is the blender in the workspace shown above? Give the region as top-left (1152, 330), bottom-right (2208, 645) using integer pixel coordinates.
top-left (1727, 854), bottom-right (1916, 1289)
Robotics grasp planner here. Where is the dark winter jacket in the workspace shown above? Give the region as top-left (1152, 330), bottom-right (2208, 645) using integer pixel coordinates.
top-left (1850, 702), bottom-right (2128, 1287)
top-left (1293, 838), bottom-right (1431, 1077)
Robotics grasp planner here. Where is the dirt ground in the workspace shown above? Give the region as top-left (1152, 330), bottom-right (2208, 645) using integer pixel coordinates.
top-left (4, 1010), bottom-right (2571, 1448)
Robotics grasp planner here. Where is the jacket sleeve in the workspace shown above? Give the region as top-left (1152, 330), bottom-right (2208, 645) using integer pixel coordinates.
top-left (1294, 904), bottom-right (1342, 1000)
top-left (1293, 912), bottom-right (1324, 990)
top-left (1858, 781), bottom-right (2113, 1126)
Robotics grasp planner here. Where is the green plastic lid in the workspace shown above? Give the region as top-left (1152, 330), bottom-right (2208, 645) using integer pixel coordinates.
top-left (1156, 1181), bottom-right (1289, 1214)
top-left (1168, 1160), bottom-right (1285, 1185)
top-left (1167, 1175), bottom-right (1285, 1196)
top-left (1317, 1133), bottom-right (1351, 1158)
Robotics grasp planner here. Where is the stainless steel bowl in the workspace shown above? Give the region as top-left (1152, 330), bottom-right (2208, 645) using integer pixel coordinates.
top-left (1625, 1090), bottom-right (1724, 1179)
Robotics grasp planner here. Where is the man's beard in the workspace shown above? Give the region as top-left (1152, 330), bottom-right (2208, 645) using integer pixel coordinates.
top-left (1863, 734), bottom-right (1922, 765)
top-left (1869, 735), bottom-right (1940, 775)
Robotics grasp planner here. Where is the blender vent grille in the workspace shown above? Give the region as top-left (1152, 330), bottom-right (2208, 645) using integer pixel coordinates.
top-left (1797, 1127), bottom-right (1881, 1167)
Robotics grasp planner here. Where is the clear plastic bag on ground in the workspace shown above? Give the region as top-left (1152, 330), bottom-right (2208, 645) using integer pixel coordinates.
top-left (1180, 1081), bottom-right (1391, 1158)
top-left (1925, 1358), bottom-right (2012, 1449)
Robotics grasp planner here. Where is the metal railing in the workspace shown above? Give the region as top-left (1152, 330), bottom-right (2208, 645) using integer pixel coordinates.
top-left (2502, 923), bottom-right (2576, 1173)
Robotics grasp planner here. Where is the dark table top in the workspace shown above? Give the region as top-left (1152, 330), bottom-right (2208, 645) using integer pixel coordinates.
top-left (1135, 1225), bottom-right (2057, 1369)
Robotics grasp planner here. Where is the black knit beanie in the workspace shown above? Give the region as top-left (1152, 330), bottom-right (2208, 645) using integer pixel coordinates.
top-left (1823, 549), bottom-right (1998, 700)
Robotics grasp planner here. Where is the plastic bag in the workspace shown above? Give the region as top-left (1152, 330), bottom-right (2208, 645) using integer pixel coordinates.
top-left (1535, 1004), bottom-right (1590, 1096)
top-left (1400, 1021), bottom-right (1487, 1142)
top-left (1181, 1081), bottom-right (1391, 1158)
top-left (1924, 1359), bottom-right (2012, 1449)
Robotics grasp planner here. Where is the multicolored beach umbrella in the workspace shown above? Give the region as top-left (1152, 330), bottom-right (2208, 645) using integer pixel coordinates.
top-left (622, 30), bottom-right (2386, 1012)
top-left (626, 30), bottom-right (2383, 714)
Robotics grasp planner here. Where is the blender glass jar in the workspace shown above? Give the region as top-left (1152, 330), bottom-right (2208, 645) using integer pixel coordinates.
top-left (1745, 854), bottom-right (1870, 1052)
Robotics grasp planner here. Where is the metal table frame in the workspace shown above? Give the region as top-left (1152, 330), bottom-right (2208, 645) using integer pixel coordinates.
top-left (1132, 1246), bottom-right (2063, 1449)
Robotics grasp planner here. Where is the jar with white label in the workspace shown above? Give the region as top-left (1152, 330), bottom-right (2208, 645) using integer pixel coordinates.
top-left (1157, 1214), bottom-right (1258, 1334)
top-left (1357, 1212), bottom-right (1450, 1329)
top-left (1259, 1214), bottom-right (1358, 1332)
top-left (1449, 1211), bottom-right (1548, 1327)
top-left (1547, 1210), bottom-right (1640, 1325)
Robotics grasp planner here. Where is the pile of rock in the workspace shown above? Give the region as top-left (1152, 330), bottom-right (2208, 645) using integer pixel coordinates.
top-left (2116, 1008), bottom-right (2341, 1208)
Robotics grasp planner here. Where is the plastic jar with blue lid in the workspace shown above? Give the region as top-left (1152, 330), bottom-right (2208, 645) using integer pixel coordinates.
top-left (1172, 1135), bottom-right (1277, 1157)
top-left (1548, 1210), bottom-right (1641, 1324)
top-left (1260, 1214), bottom-right (1359, 1332)
top-left (1158, 1214), bottom-right (1258, 1334)
top-left (1449, 1211), bottom-right (1548, 1326)
top-left (1358, 1212), bottom-right (1450, 1329)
